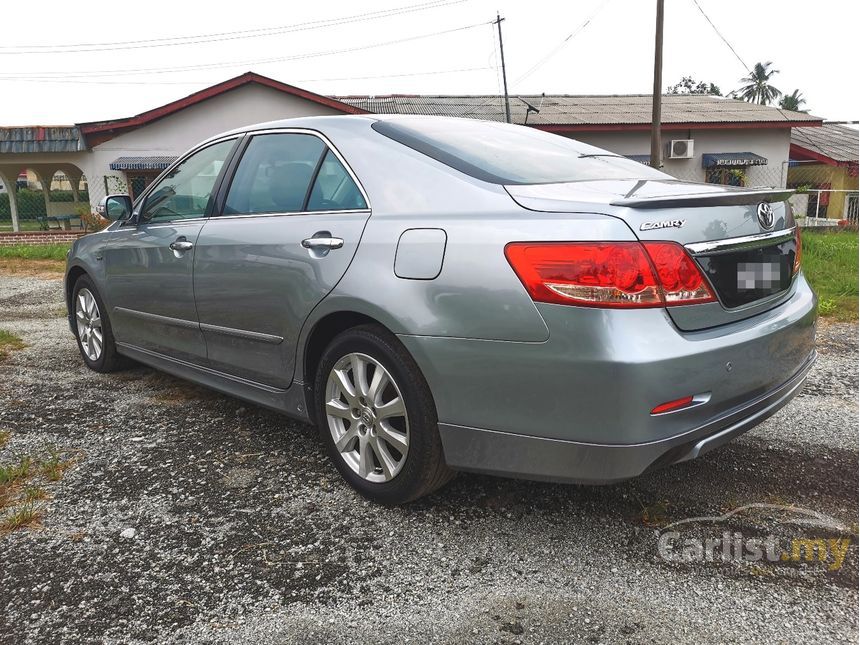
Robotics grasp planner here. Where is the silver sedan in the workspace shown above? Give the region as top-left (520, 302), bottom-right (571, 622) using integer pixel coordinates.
top-left (69, 115), bottom-right (816, 504)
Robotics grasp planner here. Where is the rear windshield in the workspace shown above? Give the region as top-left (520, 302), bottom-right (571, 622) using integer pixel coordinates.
top-left (372, 117), bottom-right (669, 185)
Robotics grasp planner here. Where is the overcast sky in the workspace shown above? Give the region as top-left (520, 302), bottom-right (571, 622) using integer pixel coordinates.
top-left (1, 0), bottom-right (857, 126)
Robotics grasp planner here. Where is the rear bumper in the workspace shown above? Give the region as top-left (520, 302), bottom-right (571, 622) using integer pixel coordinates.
top-left (436, 350), bottom-right (813, 483)
top-left (398, 274), bottom-right (817, 483)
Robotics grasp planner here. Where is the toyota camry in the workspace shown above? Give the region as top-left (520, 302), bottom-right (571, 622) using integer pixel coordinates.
top-left (67, 115), bottom-right (817, 504)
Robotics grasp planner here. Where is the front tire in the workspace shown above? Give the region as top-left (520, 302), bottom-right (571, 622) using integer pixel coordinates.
top-left (72, 276), bottom-right (126, 373)
top-left (314, 324), bottom-right (453, 504)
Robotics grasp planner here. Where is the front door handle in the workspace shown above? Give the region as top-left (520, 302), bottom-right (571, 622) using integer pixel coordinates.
top-left (301, 237), bottom-right (344, 250)
top-left (169, 240), bottom-right (194, 252)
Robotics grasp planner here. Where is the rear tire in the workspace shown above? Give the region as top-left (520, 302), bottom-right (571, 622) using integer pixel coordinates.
top-left (72, 275), bottom-right (127, 373)
top-left (314, 324), bottom-right (454, 504)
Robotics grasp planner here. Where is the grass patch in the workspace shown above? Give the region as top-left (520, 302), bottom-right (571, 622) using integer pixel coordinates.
top-left (0, 243), bottom-right (71, 261)
top-left (0, 329), bottom-right (25, 361)
top-left (0, 243), bottom-right (70, 276)
top-left (22, 485), bottom-right (48, 503)
top-left (0, 220), bottom-right (46, 232)
top-left (0, 430), bottom-right (9, 449)
top-left (801, 229), bottom-right (859, 321)
top-left (40, 447), bottom-right (70, 482)
top-left (0, 446), bottom-right (75, 535)
top-left (0, 457), bottom-right (31, 486)
top-left (0, 502), bottom-right (43, 533)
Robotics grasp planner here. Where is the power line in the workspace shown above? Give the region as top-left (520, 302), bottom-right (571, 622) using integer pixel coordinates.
top-left (514, 0), bottom-right (611, 84)
top-left (0, 0), bottom-right (469, 54)
top-left (689, 0), bottom-right (826, 171)
top-left (690, 0), bottom-right (749, 72)
top-left (0, 66), bottom-right (492, 86)
top-left (0, 22), bottom-right (490, 81)
top-left (458, 2), bottom-right (610, 121)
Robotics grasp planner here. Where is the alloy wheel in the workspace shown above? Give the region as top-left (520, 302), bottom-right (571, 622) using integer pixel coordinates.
top-left (75, 288), bottom-right (103, 362)
top-left (325, 352), bottom-right (410, 483)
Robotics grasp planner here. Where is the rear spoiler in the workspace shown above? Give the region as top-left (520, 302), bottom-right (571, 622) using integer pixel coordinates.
top-left (611, 188), bottom-right (794, 209)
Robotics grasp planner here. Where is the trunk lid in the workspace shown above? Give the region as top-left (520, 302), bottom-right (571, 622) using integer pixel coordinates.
top-left (505, 179), bottom-right (800, 331)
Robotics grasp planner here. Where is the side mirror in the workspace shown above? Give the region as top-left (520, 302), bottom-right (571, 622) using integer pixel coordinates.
top-left (98, 194), bottom-right (133, 221)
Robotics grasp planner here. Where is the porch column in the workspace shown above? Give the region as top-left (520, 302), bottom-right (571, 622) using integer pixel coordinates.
top-left (0, 171), bottom-right (20, 232)
top-left (69, 174), bottom-right (81, 203)
top-left (33, 169), bottom-right (53, 222)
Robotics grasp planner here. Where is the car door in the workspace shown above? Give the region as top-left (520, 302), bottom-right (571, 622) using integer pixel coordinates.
top-left (103, 137), bottom-right (238, 364)
top-left (193, 130), bottom-right (371, 388)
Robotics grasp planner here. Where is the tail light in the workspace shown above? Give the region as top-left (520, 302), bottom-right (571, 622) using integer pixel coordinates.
top-left (793, 227), bottom-right (802, 275)
top-left (505, 241), bottom-right (715, 308)
top-left (641, 242), bottom-right (715, 305)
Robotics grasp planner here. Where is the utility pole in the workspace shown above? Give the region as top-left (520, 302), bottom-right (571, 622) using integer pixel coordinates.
top-left (650, 0), bottom-right (665, 168)
top-left (495, 12), bottom-right (512, 124)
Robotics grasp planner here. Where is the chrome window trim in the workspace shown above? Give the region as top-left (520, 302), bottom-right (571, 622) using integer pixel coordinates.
top-left (685, 227), bottom-right (796, 256)
top-left (207, 208), bottom-right (370, 222)
top-left (217, 127), bottom-right (371, 216)
top-left (132, 135), bottom-right (243, 225)
top-left (134, 217), bottom-right (209, 228)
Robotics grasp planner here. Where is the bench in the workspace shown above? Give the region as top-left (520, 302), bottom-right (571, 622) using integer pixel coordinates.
top-left (46, 214), bottom-right (84, 231)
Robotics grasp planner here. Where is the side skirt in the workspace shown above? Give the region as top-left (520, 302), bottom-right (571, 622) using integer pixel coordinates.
top-left (115, 342), bottom-right (312, 423)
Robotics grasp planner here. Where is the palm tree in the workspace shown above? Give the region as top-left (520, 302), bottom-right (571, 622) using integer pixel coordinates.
top-left (735, 61), bottom-right (782, 105)
top-left (779, 89), bottom-right (808, 112)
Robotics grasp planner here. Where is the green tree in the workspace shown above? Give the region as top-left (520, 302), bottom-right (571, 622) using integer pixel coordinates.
top-left (779, 89), bottom-right (808, 112)
top-left (667, 76), bottom-right (722, 95)
top-left (734, 61), bottom-right (782, 105)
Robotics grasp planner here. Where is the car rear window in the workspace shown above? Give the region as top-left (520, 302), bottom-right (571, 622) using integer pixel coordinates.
top-left (372, 117), bottom-right (669, 185)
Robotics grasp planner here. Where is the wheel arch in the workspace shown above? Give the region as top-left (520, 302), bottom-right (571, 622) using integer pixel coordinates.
top-left (65, 264), bottom-right (89, 327)
top-left (303, 308), bottom-right (419, 424)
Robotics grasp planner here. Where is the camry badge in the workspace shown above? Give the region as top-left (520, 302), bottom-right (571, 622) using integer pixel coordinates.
top-left (640, 219), bottom-right (686, 231)
top-left (757, 202), bottom-right (775, 230)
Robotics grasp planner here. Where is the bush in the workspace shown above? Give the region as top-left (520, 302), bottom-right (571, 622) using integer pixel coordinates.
top-left (76, 205), bottom-right (109, 232)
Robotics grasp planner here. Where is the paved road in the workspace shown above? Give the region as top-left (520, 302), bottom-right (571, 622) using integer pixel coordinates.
top-left (0, 274), bottom-right (857, 644)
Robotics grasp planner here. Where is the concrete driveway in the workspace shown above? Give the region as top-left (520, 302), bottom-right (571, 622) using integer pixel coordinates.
top-left (1, 273), bottom-right (857, 644)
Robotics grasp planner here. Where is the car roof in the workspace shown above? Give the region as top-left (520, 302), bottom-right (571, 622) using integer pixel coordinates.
top-left (207, 113), bottom-right (500, 143)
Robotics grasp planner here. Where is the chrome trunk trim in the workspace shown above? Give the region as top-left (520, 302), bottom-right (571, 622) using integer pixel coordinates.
top-left (685, 227), bottom-right (796, 256)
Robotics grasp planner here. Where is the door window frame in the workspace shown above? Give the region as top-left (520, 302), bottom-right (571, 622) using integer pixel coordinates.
top-left (123, 135), bottom-right (243, 227)
top-left (211, 128), bottom-right (371, 220)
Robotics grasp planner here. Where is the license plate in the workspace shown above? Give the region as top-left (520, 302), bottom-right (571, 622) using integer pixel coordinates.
top-left (737, 261), bottom-right (783, 291)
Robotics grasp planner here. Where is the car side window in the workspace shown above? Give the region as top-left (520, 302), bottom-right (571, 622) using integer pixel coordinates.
top-left (223, 133), bottom-right (326, 215)
top-left (139, 139), bottom-right (235, 224)
top-left (307, 149), bottom-right (367, 211)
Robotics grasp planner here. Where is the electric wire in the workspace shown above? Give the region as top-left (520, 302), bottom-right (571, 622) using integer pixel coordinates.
top-left (0, 0), bottom-right (470, 54)
top-left (0, 22), bottom-right (490, 81)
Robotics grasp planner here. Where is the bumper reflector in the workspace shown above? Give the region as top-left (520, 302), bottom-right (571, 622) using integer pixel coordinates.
top-left (651, 395), bottom-right (695, 415)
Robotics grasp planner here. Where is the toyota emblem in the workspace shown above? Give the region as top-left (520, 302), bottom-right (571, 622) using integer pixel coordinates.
top-left (757, 202), bottom-right (775, 230)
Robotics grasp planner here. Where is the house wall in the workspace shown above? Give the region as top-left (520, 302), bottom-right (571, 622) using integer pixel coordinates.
top-left (86, 84), bottom-right (347, 208)
top-left (787, 163), bottom-right (859, 218)
top-left (563, 127), bottom-right (792, 187)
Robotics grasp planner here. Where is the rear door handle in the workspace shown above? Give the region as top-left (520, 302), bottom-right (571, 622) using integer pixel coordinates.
top-left (169, 240), bottom-right (194, 252)
top-left (301, 237), bottom-right (344, 250)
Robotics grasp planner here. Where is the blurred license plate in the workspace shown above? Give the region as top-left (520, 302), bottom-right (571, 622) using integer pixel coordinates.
top-left (737, 261), bottom-right (782, 291)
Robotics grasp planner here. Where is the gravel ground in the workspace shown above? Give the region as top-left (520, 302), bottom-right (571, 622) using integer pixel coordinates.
top-left (0, 273), bottom-right (857, 645)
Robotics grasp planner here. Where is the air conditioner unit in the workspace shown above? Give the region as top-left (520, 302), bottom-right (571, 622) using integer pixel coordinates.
top-left (668, 139), bottom-right (694, 159)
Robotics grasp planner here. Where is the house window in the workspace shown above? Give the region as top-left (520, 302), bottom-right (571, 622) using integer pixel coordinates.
top-left (845, 193), bottom-right (858, 223)
top-left (706, 168), bottom-right (746, 187)
top-left (128, 173), bottom-right (159, 200)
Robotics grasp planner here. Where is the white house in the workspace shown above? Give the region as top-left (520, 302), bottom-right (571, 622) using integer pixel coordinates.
top-left (0, 72), bottom-right (823, 231)
top-left (0, 73), bottom-right (366, 230)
